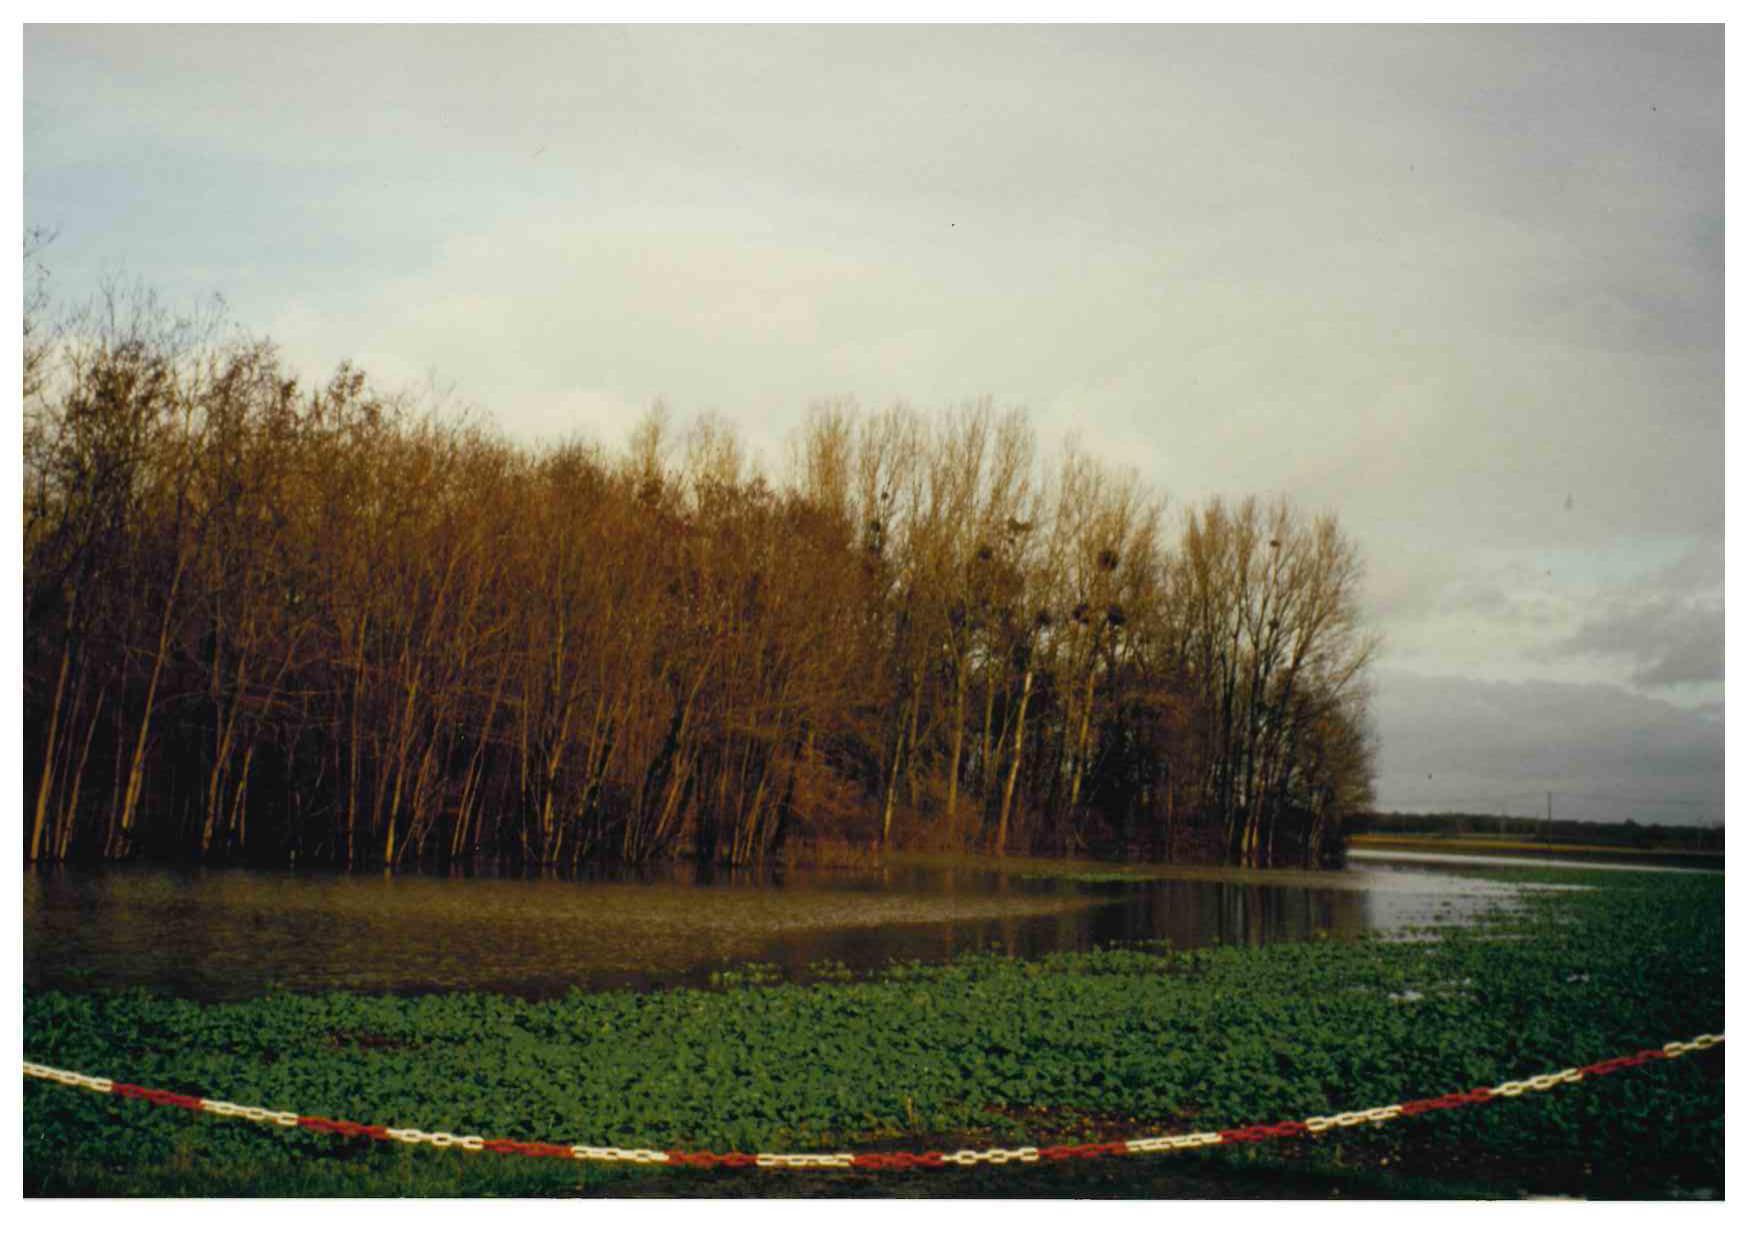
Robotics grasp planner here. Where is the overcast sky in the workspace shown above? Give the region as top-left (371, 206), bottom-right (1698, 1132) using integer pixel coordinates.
top-left (23, 24), bottom-right (1725, 826)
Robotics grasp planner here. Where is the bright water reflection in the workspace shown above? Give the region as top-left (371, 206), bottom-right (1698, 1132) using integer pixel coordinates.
top-left (1347, 847), bottom-right (1715, 875)
top-left (24, 856), bottom-right (1548, 1002)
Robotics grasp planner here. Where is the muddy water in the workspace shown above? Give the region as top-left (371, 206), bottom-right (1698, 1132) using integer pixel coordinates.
top-left (23, 855), bottom-right (1554, 1002)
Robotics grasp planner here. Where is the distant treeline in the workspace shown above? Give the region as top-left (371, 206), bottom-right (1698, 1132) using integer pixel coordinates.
top-left (23, 287), bottom-right (1377, 869)
top-left (1348, 811), bottom-right (1724, 853)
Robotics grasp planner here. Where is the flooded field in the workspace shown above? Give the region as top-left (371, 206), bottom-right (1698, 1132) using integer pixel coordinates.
top-left (1347, 846), bottom-right (1718, 874)
top-left (24, 853), bottom-right (1723, 1199)
top-left (24, 853), bottom-right (1565, 1001)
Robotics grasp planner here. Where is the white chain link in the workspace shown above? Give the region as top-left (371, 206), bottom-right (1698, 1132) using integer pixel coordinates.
top-left (756, 1152), bottom-right (856, 1169)
top-left (1303, 1103), bottom-right (1404, 1133)
top-left (940, 1146), bottom-right (1040, 1166)
top-left (1664, 1035), bottom-right (1722, 1058)
top-left (570, 1145), bottom-right (670, 1164)
top-left (1125, 1131), bottom-right (1221, 1153)
top-left (1491, 1070), bottom-right (1582, 1097)
top-left (385, 1126), bottom-right (488, 1152)
top-left (23, 1062), bottom-right (113, 1094)
top-left (203, 1100), bottom-right (300, 1127)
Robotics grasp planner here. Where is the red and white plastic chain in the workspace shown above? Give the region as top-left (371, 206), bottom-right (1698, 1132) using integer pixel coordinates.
top-left (21, 1032), bottom-right (1723, 1172)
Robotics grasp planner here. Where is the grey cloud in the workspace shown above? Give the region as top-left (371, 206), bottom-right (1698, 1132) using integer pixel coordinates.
top-left (1558, 597), bottom-right (1724, 688)
top-left (1649, 538), bottom-right (1726, 592)
top-left (1373, 569), bottom-right (1564, 631)
top-left (1524, 260), bottom-right (1723, 357)
top-left (1373, 669), bottom-right (1723, 824)
top-left (1552, 538), bottom-right (1723, 687)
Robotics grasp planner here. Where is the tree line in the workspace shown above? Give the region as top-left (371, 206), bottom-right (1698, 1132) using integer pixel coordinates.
top-left (1349, 811), bottom-right (1723, 853)
top-left (23, 287), bottom-right (1378, 869)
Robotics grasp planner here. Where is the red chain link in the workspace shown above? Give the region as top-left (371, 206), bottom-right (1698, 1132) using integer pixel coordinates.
top-left (1398, 1086), bottom-right (1496, 1117)
top-left (483, 1139), bottom-right (577, 1159)
top-left (298, 1115), bottom-right (390, 1139)
top-left (851, 1151), bottom-right (947, 1170)
top-left (1219, 1120), bottom-right (1312, 1143)
top-left (1038, 1141), bottom-right (1128, 1161)
top-left (1576, 1049), bottom-right (1667, 1077)
top-left (110, 1083), bottom-right (204, 1111)
top-left (665, 1151), bottom-right (720, 1169)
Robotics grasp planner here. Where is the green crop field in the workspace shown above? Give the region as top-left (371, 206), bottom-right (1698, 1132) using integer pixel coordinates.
top-left (23, 868), bottom-right (1723, 1198)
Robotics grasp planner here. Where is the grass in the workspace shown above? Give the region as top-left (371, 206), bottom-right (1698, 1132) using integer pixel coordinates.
top-left (23, 868), bottom-right (1723, 1198)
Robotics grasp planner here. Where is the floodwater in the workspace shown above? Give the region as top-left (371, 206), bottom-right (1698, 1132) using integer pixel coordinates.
top-left (1347, 846), bottom-right (1718, 875)
top-left (24, 853), bottom-right (1568, 1003)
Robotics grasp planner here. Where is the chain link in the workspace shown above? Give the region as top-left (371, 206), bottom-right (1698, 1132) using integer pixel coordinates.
top-left (571, 1145), bottom-right (670, 1165)
top-left (1125, 1131), bottom-right (1221, 1153)
top-left (22, 1032), bottom-right (1722, 1172)
top-left (1664, 1035), bottom-right (1722, 1058)
top-left (200, 1099), bottom-right (300, 1126)
top-left (940, 1146), bottom-right (1040, 1167)
top-left (23, 1061), bottom-right (113, 1094)
top-left (382, 1126), bottom-right (486, 1151)
top-left (755, 1152), bottom-right (856, 1169)
top-left (1303, 1103), bottom-right (1405, 1133)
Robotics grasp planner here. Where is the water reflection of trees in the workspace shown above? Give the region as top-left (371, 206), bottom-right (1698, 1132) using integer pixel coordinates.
top-left (28, 865), bottom-right (1399, 1003)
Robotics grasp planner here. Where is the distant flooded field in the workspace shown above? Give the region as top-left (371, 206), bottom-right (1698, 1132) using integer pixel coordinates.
top-left (1346, 841), bottom-right (1723, 872)
top-left (24, 855), bottom-right (1560, 1002)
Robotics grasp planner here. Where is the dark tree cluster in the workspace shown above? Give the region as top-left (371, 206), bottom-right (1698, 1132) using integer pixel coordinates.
top-left (23, 293), bottom-right (1377, 870)
top-left (1349, 811), bottom-right (1723, 853)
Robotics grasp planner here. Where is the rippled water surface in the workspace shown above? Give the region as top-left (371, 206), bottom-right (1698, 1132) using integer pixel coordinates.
top-left (25, 854), bottom-right (1560, 1001)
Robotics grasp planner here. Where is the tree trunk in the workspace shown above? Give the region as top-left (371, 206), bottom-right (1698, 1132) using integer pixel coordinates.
top-left (994, 662), bottom-right (1034, 857)
top-left (1066, 660), bottom-right (1098, 812)
top-left (946, 658), bottom-right (967, 824)
top-left (29, 634), bottom-right (73, 863)
top-left (119, 553), bottom-right (186, 851)
top-left (228, 743), bottom-right (256, 856)
top-left (881, 700), bottom-right (908, 850)
top-left (56, 680), bottom-right (106, 861)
